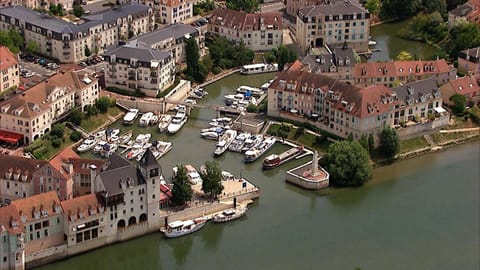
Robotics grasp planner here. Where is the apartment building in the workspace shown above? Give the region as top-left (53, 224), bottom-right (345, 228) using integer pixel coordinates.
top-left (208, 9), bottom-right (283, 51)
top-left (440, 75), bottom-right (480, 106)
top-left (0, 204), bottom-right (25, 270)
top-left (128, 23), bottom-right (205, 64)
top-left (458, 47), bottom-right (480, 75)
top-left (300, 44), bottom-right (356, 84)
top-left (448, 0), bottom-right (480, 26)
top-left (60, 193), bottom-right (107, 255)
top-left (267, 70), bottom-right (399, 139)
top-left (143, 0), bottom-right (193, 24)
top-left (0, 4), bottom-right (154, 63)
top-left (296, 1), bottom-right (370, 53)
top-left (69, 158), bottom-right (105, 197)
top-left (104, 45), bottom-right (174, 97)
top-left (92, 151), bottom-right (162, 243)
top-left (391, 79), bottom-right (445, 125)
top-left (0, 46), bottom-right (19, 93)
top-left (0, 71), bottom-right (98, 145)
top-left (0, 155), bottom-right (47, 202)
top-left (10, 192), bottom-right (64, 257)
top-left (286, 0), bottom-right (324, 17)
top-left (353, 59), bottom-right (456, 88)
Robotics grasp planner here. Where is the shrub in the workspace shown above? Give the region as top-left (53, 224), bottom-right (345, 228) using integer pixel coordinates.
top-left (246, 104), bottom-right (256, 113)
top-left (50, 124), bottom-right (64, 138)
top-left (51, 138), bottom-right (62, 148)
top-left (212, 66), bottom-right (222, 74)
top-left (69, 131), bottom-right (82, 142)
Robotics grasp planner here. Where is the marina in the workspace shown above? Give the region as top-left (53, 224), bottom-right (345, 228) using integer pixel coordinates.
top-left (263, 145), bottom-right (306, 170)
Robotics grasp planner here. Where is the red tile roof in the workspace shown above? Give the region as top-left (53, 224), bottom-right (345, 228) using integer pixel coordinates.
top-left (286, 60), bottom-right (304, 71)
top-left (11, 191), bottom-right (61, 223)
top-left (0, 204), bottom-right (24, 234)
top-left (49, 147), bottom-right (80, 177)
top-left (0, 46), bottom-right (18, 71)
top-left (354, 59), bottom-right (451, 78)
top-left (160, 0), bottom-right (193, 7)
top-left (210, 9), bottom-right (283, 31)
top-left (60, 193), bottom-right (103, 222)
top-left (449, 75), bottom-right (480, 96)
top-left (0, 154), bottom-right (47, 183)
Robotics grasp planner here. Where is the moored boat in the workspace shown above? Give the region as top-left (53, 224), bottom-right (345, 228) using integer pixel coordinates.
top-left (93, 140), bottom-right (108, 154)
top-left (161, 218), bottom-right (208, 238)
top-left (76, 138), bottom-right (97, 153)
top-left (213, 206), bottom-right (247, 223)
top-left (152, 140), bottom-right (172, 159)
top-left (167, 110), bottom-right (187, 134)
top-left (228, 132), bottom-right (250, 152)
top-left (236, 85), bottom-right (264, 96)
top-left (262, 145), bottom-right (305, 169)
top-left (123, 108), bottom-right (139, 125)
top-left (241, 134), bottom-right (263, 152)
top-left (244, 136), bottom-right (276, 163)
top-left (240, 63), bottom-right (278, 74)
top-left (158, 114), bottom-right (172, 133)
top-left (139, 112), bottom-right (154, 127)
top-left (117, 130), bottom-right (133, 145)
top-left (214, 129), bottom-right (237, 156)
top-left (100, 143), bottom-right (118, 158)
top-left (200, 131), bottom-right (220, 140)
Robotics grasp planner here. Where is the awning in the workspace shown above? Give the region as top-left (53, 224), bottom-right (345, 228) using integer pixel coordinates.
top-left (0, 130), bottom-right (23, 144)
top-left (434, 107), bottom-right (447, 113)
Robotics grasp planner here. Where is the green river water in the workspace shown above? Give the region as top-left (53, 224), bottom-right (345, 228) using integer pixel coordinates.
top-left (36, 71), bottom-right (480, 270)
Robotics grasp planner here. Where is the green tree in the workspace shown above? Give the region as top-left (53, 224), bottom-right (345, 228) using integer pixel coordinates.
top-left (320, 141), bottom-right (373, 187)
top-left (449, 94), bottom-right (466, 115)
top-left (359, 134), bottom-right (370, 153)
top-left (69, 109), bottom-right (83, 125)
top-left (200, 161), bottom-right (224, 199)
top-left (73, 4), bottom-right (84, 17)
top-left (264, 51), bottom-right (276, 63)
top-left (226, 0), bottom-right (258, 12)
top-left (26, 40), bottom-right (40, 54)
top-left (246, 103), bottom-right (256, 113)
top-left (8, 29), bottom-right (23, 50)
top-left (380, 0), bottom-right (422, 19)
top-left (368, 133), bottom-right (375, 154)
top-left (51, 124), bottom-right (64, 138)
top-left (294, 127), bottom-right (305, 138)
top-left (422, 0), bottom-right (447, 15)
top-left (364, 0), bottom-right (380, 16)
top-left (379, 127), bottom-right (400, 159)
top-left (185, 37), bottom-right (206, 82)
top-left (171, 165), bottom-right (193, 205)
top-left (69, 131), bottom-right (82, 142)
top-left (445, 21), bottom-right (480, 59)
top-left (396, 50), bottom-right (414, 61)
top-left (84, 45), bottom-right (91, 57)
top-left (275, 45), bottom-right (297, 71)
top-left (95, 96), bottom-right (111, 113)
top-left (51, 138), bottom-right (62, 148)
top-left (0, 30), bottom-right (23, 54)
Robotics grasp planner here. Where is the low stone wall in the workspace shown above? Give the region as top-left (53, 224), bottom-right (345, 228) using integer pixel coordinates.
top-left (117, 221), bottom-right (151, 242)
top-left (25, 244), bottom-right (67, 268)
top-left (286, 162), bottom-right (329, 190)
top-left (66, 237), bottom-right (107, 256)
top-left (398, 115), bottom-right (450, 138)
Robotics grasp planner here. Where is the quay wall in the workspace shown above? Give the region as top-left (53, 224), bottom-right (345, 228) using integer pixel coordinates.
top-left (286, 162), bottom-right (329, 190)
top-left (25, 245), bottom-right (67, 268)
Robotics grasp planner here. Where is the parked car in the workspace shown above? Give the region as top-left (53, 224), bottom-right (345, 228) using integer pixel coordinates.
top-left (79, 62), bottom-right (88, 67)
top-left (23, 72), bottom-right (35, 78)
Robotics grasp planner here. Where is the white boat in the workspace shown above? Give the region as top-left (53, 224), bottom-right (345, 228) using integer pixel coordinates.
top-left (201, 127), bottom-right (225, 134)
top-left (93, 140), bottom-right (108, 153)
top-left (100, 143), bottom-right (118, 158)
top-left (161, 218), bottom-right (208, 238)
top-left (152, 140), bottom-right (172, 159)
top-left (201, 131), bottom-right (221, 140)
top-left (76, 138), bottom-right (97, 153)
top-left (150, 114), bottom-right (159, 125)
top-left (167, 110), bottom-right (187, 134)
top-left (158, 114), bottom-right (172, 133)
top-left (135, 148), bottom-right (148, 161)
top-left (214, 129), bottom-right (237, 156)
top-left (237, 85), bottom-right (264, 96)
top-left (213, 206), bottom-right (247, 223)
top-left (225, 93), bottom-right (256, 106)
top-left (135, 133), bottom-right (151, 144)
top-left (241, 134), bottom-right (264, 152)
top-left (125, 144), bottom-right (143, 160)
top-left (185, 164), bottom-right (203, 185)
top-left (244, 136), bottom-right (276, 163)
top-left (139, 112), bottom-right (154, 127)
top-left (228, 132), bottom-right (250, 152)
top-left (117, 131), bottom-right (133, 145)
top-left (221, 170), bottom-right (235, 181)
top-left (240, 63), bottom-right (278, 74)
top-left (94, 129), bottom-right (106, 141)
top-left (368, 40), bottom-right (377, 46)
top-left (123, 108), bottom-right (139, 125)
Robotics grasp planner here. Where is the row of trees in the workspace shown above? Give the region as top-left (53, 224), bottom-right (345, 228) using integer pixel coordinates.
top-left (193, 0), bottom-right (215, 16)
top-left (171, 161), bottom-right (224, 206)
top-left (264, 45), bottom-right (297, 71)
top-left (69, 96), bottom-right (116, 126)
top-left (0, 29), bottom-right (23, 54)
top-left (376, 0), bottom-right (466, 19)
top-left (226, 0), bottom-right (259, 13)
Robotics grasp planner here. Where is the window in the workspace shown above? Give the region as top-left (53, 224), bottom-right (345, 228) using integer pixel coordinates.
top-left (76, 233), bottom-right (83, 243)
top-left (44, 229), bottom-right (48, 237)
top-left (3, 257), bottom-right (6, 262)
top-left (42, 220), bottom-right (49, 227)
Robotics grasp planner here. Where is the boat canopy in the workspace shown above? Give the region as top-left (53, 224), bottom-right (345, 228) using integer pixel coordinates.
top-left (168, 221), bottom-right (184, 228)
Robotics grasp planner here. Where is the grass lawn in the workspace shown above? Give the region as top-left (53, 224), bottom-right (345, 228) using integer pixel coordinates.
top-left (431, 131), bottom-right (478, 144)
top-left (446, 116), bottom-right (477, 130)
top-left (267, 122), bottom-right (331, 152)
top-left (25, 123), bottom-right (74, 160)
top-left (80, 106), bottom-right (122, 132)
top-left (400, 136), bottom-right (430, 154)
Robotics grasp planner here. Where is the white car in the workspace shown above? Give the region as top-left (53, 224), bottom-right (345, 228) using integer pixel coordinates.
top-left (23, 72), bottom-right (35, 78)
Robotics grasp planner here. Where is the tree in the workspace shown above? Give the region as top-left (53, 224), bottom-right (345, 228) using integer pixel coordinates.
top-left (275, 45), bottom-right (297, 71)
top-left (422, 0), bottom-right (447, 15)
top-left (294, 127), bottom-right (305, 138)
top-left (380, 0), bottom-right (422, 19)
top-left (445, 21), bottom-right (480, 59)
top-left (359, 134), bottom-right (370, 153)
top-left (73, 4), bottom-right (84, 17)
top-left (8, 29), bottom-right (23, 50)
top-left (26, 40), bottom-right (40, 54)
top-left (185, 37), bottom-right (202, 82)
top-left (320, 141), bottom-right (373, 187)
top-left (84, 45), bottom-right (91, 57)
top-left (69, 109), bottom-right (83, 125)
top-left (51, 124), bottom-right (64, 138)
top-left (95, 96), bottom-right (111, 113)
top-left (226, 0), bottom-right (258, 13)
top-left (69, 131), bottom-right (82, 142)
top-left (246, 103), bottom-right (256, 113)
top-left (364, 0), bottom-right (380, 16)
top-left (171, 165), bottom-right (193, 205)
top-left (450, 94), bottom-right (466, 115)
top-left (378, 127), bottom-right (400, 159)
top-left (200, 161), bottom-right (224, 199)
top-left (0, 30), bottom-right (23, 54)
top-left (51, 138), bottom-right (62, 148)
top-left (368, 133), bottom-right (375, 154)
top-left (396, 50), bottom-right (414, 61)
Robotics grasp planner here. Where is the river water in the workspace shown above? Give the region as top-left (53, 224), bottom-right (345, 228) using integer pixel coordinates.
top-left (37, 72), bottom-right (480, 270)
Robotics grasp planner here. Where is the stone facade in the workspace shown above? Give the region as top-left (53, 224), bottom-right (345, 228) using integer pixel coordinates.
top-left (0, 47), bottom-right (19, 93)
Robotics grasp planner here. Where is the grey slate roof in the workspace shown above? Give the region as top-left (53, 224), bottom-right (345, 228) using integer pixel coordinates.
top-left (301, 45), bottom-right (354, 73)
top-left (392, 79), bottom-right (441, 105)
top-left (98, 153), bottom-right (146, 197)
top-left (298, 0), bottom-right (367, 17)
top-left (129, 23), bottom-right (198, 48)
top-left (450, 4), bottom-right (473, 17)
top-left (139, 149), bottom-right (158, 168)
top-left (104, 45), bottom-right (171, 62)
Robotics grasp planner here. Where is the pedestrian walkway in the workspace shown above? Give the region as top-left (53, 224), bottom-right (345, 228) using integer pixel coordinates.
top-left (440, 127), bottom-right (480, 133)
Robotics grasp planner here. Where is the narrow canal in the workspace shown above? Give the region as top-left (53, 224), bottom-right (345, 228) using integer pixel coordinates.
top-left (37, 72), bottom-right (479, 270)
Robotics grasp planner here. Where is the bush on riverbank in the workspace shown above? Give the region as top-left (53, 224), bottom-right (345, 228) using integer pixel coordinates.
top-left (399, 12), bottom-right (448, 44)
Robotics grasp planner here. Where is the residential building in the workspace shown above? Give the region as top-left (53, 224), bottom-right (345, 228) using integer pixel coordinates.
top-left (300, 44), bottom-right (356, 83)
top-left (0, 4), bottom-right (154, 63)
top-left (10, 191), bottom-right (64, 258)
top-left (60, 193), bottom-right (107, 255)
top-left (104, 45), bottom-right (174, 97)
top-left (440, 75), bottom-right (480, 106)
top-left (286, 0), bottom-right (324, 17)
top-left (0, 71), bottom-right (98, 145)
top-left (127, 23), bottom-right (205, 64)
top-left (391, 79), bottom-right (445, 125)
top-left (267, 70), bottom-right (399, 139)
top-left (92, 150), bottom-right (162, 243)
top-left (0, 46), bottom-right (19, 93)
top-left (353, 59), bottom-right (456, 88)
top-left (208, 9), bottom-right (283, 51)
top-left (448, 0), bottom-right (480, 26)
top-left (458, 47), bottom-right (480, 75)
top-left (69, 158), bottom-right (105, 197)
top-left (296, 1), bottom-right (370, 53)
top-left (143, 0), bottom-right (193, 24)
top-left (0, 155), bottom-right (47, 202)
top-left (0, 204), bottom-right (25, 270)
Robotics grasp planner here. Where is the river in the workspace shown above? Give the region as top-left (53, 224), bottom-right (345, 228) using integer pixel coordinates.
top-left (37, 72), bottom-right (479, 270)
top-left (369, 19), bottom-right (440, 62)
